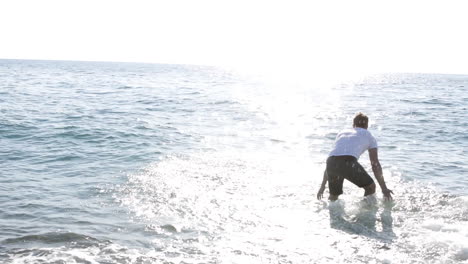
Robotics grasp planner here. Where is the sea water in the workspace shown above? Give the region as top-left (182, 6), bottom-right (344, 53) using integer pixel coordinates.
top-left (0, 59), bottom-right (467, 263)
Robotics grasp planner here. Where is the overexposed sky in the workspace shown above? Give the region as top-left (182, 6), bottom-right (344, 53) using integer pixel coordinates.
top-left (1, 0), bottom-right (467, 75)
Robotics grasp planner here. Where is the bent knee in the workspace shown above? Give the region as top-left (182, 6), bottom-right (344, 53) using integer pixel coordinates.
top-left (363, 182), bottom-right (376, 192)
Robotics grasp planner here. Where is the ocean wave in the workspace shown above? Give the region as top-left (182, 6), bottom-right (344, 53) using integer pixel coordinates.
top-left (2, 232), bottom-right (101, 247)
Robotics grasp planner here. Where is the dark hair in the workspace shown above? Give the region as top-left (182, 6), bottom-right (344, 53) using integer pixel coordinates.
top-left (353, 112), bottom-right (369, 128)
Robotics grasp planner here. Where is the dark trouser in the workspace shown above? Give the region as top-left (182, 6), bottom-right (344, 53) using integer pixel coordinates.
top-left (326, 155), bottom-right (374, 196)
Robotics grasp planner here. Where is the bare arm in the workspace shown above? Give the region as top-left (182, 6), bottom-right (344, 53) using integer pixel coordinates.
top-left (369, 148), bottom-right (393, 200)
top-left (317, 170), bottom-right (328, 200)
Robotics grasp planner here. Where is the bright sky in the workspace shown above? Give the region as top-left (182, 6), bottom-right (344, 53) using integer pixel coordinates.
top-left (1, 0), bottom-right (467, 76)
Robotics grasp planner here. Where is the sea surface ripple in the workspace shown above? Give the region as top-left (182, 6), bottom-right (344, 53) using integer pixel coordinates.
top-left (0, 59), bottom-right (467, 263)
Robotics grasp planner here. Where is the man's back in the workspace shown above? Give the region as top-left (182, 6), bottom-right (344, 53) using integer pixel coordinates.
top-left (329, 127), bottom-right (378, 159)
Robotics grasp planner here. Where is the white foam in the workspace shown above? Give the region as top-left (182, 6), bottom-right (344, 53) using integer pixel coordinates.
top-left (422, 221), bottom-right (444, 232)
top-left (110, 151), bottom-right (468, 264)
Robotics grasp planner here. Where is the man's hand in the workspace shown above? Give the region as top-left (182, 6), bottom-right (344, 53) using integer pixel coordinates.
top-left (382, 189), bottom-right (394, 201)
top-left (317, 170), bottom-right (328, 200)
top-left (317, 186), bottom-right (326, 200)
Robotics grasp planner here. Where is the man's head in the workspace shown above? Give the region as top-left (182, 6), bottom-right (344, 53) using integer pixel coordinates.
top-left (353, 112), bottom-right (369, 129)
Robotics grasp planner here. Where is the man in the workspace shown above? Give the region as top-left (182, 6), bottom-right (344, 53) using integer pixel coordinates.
top-left (317, 113), bottom-right (393, 201)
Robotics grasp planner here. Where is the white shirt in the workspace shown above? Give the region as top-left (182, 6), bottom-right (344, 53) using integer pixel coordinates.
top-left (329, 127), bottom-right (378, 159)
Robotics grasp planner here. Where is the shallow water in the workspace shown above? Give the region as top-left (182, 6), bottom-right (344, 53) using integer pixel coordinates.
top-left (0, 59), bottom-right (467, 263)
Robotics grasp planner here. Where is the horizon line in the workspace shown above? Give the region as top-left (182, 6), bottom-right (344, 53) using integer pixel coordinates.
top-left (1, 57), bottom-right (467, 77)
